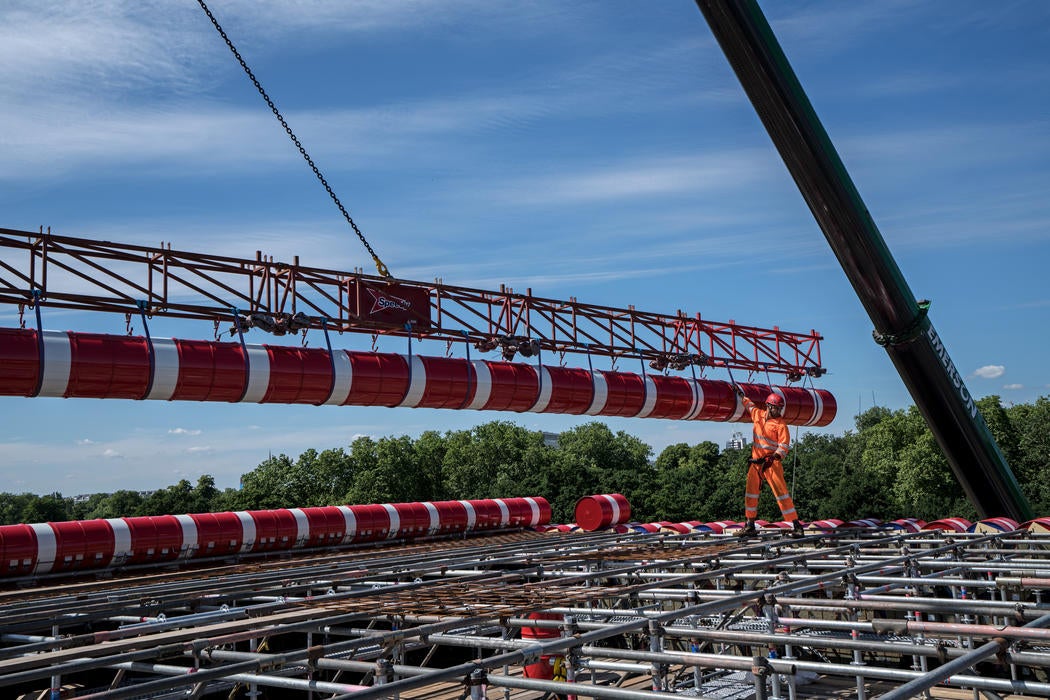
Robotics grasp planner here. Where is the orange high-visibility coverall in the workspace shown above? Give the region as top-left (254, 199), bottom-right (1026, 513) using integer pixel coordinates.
top-left (742, 395), bottom-right (798, 522)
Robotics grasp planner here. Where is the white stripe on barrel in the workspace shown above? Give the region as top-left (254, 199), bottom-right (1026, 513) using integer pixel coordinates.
top-left (175, 514), bottom-right (198, 558)
top-left (241, 345), bottom-right (271, 403)
top-left (523, 497), bottom-right (542, 526)
top-left (31, 523), bottom-right (57, 574)
top-left (466, 360), bottom-right (492, 410)
top-left (529, 366), bottom-right (553, 413)
top-left (494, 498), bottom-right (511, 527)
top-left (635, 375), bottom-right (659, 418)
top-left (234, 511), bottom-right (256, 552)
top-left (38, 330), bottom-right (71, 397)
top-left (458, 500), bottom-right (477, 530)
top-left (422, 501), bottom-right (440, 534)
top-left (398, 355), bottom-right (427, 408)
top-left (382, 504), bottom-right (401, 538)
top-left (601, 494), bottom-right (622, 524)
top-left (106, 518), bottom-right (132, 563)
top-left (324, 350), bottom-right (354, 405)
top-left (337, 505), bottom-right (357, 543)
top-left (146, 338), bottom-right (180, 401)
top-left (289, 508), bottom-right (310, 547)
top-left (585, 371), bottom-right (608, 415)
top-left (684, 379), bottom-right (704, 420)
top-left (804, 388), bottom-right (824, 426)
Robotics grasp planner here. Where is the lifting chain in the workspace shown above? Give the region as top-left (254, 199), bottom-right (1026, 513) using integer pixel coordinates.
top-left (195, 0), bottom-right (392, 278)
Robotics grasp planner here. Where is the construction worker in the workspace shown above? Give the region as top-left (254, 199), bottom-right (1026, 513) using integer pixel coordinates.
top-left (733, 386), bottom-right (804, 538)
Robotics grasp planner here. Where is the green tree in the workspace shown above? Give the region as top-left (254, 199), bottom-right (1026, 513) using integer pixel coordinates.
top-left (346, 435), bottom-right (432, 504)
top-left (650, 441), bottom-right (722, 522)
top-left (440, 422), bottom-right (550, 501)
top-left (551, 423), bottom-right (654, 522)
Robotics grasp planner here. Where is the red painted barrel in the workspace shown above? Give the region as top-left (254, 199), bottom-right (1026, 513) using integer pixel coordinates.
top-left (484, 361), bottom-right (539, 412)
top-left (574, 494), bottom-right (632, 532)
top-left (543, 366), bottom-right (594, 414)
top-left (468, 500), bottom-right (506, 530)
top-left (416, 356), bottom-right (472, 409)
top-left (599, 371), bottom-right (646, 417)
top-left (189, 512), bottom-right (244, 557)
top-left (297, 506), bottom-right (346, 546)
top-left (67, 333), bottom-right (151, 399)
top-left (391, 502), bottom-right (431, 537)
top-left (349, 504), bottom-right (390, 541)
top-left (248, 509), bottom-right (299, 551)
top-left (521, 612), bottom-right (563, 680)
top-left (0, 524), bottom-right (38, 576)
top-left (50, 520), bottom-right (115, 572)
top-left (811, 389), bottom-right (837, 427)
top-left (0, 328), bottom-right (39, 396)
top-left (772, 386), bottom-right (814, 425)
top-left (346, 352), bottom-right (409, 407)
top-left (921, 518), bottom-right (971, 533)
top-left (124, 515), bottom-right (182, 564)
top-left (693, 379), bottom-right (737, 421)
top-left (433, 501), bottom-right (469, 534)
top-left (172, 339), bottom-right (246, 402)
top-left (0, 327), bottom-right (838, 427)
top-left (264, 346), bottom-right (333, 404)
top-left (970, 517), bottom-right (1019, 534)
top-left (647, 375), bottom-right (695, 420)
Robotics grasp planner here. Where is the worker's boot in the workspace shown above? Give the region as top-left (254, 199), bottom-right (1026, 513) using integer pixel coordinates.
top-left (735, 520), bottom-right (757, 538)
top-left (789, 520), bottom-right (805, 539)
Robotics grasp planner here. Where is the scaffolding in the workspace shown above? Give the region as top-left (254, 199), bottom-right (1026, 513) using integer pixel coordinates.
top-left (3, 526), bottom-right (1050, 699)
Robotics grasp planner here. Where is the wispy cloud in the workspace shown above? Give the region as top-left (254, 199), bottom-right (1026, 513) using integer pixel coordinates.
top-left (169, 428), bottom-right (202, 436)
top-left (972, 365), bottom-right (1005, 379)
top-left (1003, 383), bottom-right (1024, 390)
top-left (102, 448), bottom-right (124, 459)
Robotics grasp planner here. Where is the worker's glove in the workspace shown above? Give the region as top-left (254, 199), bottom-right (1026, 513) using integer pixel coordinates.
top-left (763, 455), bottom-right (777, 468)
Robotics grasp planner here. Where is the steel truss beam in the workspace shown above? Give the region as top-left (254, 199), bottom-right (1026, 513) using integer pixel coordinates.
top-left (0, 228), bottom-right (824, 377)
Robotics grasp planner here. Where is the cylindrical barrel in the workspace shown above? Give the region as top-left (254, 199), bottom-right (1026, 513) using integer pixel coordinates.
top-left (521, 612), bottom-right (563, 680)
top-left (574, 493), bottom-right (632, 532)
top-left (0, 328), bottom-right (837, 425)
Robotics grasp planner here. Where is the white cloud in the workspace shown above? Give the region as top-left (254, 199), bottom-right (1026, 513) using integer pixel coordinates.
top-left (102, 448), bottom-right (124, 459)
top-left (76, 438), bottom-right (95, 445)
top-left (972, 365), bottom-right (1005, 379)
top-left (1003, 384), bottom-right (1023, 390)
top-left (169, 428), bottom-right (202, 436)
top-left (186, 446), bottom-right (213, 454)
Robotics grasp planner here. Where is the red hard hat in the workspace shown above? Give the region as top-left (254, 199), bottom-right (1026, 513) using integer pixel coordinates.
top-left (765, 393), bottom-right (784, 407)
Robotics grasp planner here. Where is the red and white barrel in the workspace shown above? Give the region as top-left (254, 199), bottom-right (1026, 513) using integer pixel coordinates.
top-left (886, 518), bottom-right (926, 533)
top-left (843, 518), bottom-right (883, 528)
top-left (521, 612), bottom-right (564, 680)
top-left (921, 518), bottom-right (972, 533)
top-left (0, 328), bottom-right (837, 426)
top-left (969, 517), bottom-right (1020, 534)
top-left (574, 494), bottom-right (632, 532)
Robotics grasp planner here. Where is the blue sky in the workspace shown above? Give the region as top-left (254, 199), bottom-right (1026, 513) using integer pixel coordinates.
top-left (1, 1), bottom-right (1048, 496)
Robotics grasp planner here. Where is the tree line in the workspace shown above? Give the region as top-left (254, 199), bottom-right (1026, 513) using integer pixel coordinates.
top-left (3, 395), bottom-right (1048, 526)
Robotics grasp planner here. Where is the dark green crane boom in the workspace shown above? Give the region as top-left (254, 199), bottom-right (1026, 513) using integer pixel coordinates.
top-left (694, 0), bottom-right (1032, 520)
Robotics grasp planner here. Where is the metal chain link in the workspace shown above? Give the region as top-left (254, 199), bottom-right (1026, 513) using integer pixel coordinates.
top-left (196, 0), bottom-right (391, 277)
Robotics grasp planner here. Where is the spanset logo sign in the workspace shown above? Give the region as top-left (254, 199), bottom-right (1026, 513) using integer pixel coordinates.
top-left (366, 287), bottom-right (412, 316)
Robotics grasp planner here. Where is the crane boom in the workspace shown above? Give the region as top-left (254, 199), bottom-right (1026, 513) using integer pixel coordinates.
top-left (694, 0), bottom-right (1032, 519)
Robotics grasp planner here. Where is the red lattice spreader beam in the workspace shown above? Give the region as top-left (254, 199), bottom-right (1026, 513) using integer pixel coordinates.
top-left (0, 229), bottom-right (824, 377)
top-left (0, 328), bottom-right (836, 426)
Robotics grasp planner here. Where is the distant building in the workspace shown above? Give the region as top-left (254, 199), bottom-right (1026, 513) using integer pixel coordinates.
top-left (725, 431), bottom-right (747, 451)
top-left (542, 431), bottom-right (560, 448)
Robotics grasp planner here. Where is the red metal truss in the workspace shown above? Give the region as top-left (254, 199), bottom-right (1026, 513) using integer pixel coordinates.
top-left (0, 228), bottom-right (824, 377)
